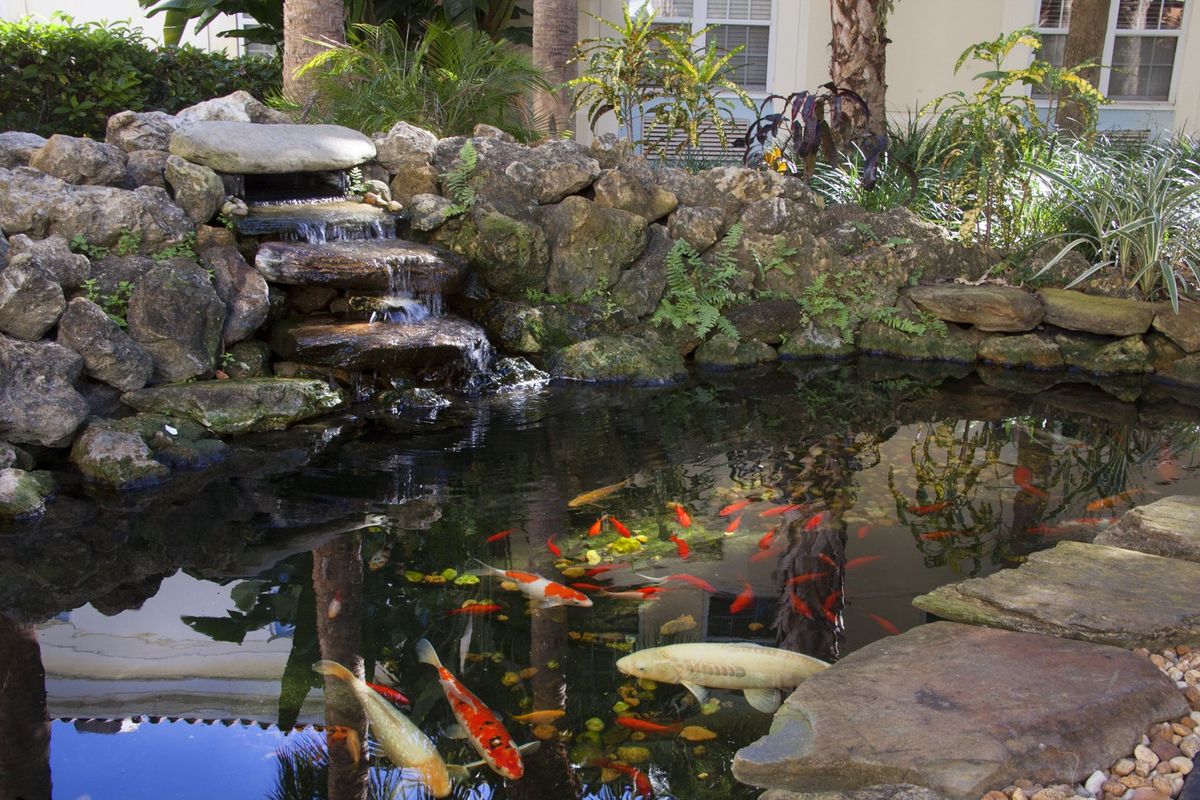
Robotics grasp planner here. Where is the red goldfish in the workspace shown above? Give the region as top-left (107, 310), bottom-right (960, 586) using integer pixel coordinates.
top-left (760, 504), bottom-right (803, 518)
top-left (486, 529), bottom-right (514, 543)
top-left (919, 531), bottom-right (958, 541)
top-left (417, 639), bottom-right (523, 780)
top-left (789, 593), bottom-right (815, 619)
top-left (546, 535), bottom-right (562, 558)
top-left (719, 499), bottom-right (752, 516)
top-left (671, 503), bottom-right (692, 528)
top-left (1086, 490), bottom-right (1137, 511)
top-left (749, 543), bottom-right (784, 563)
top-left (610, 517), bottom-right (632, 538)
top-left (725, 514), bottom-right (743, 533)
top-left (585, 563), bottom-right (628, 577)
top-left (845, 556), bottom-right (881, 570)
top-left (615, 717), bottom-right (682, 735)
top-left (367, 682), bottom-right (412, 708)
top-left (1018, 482), bottom-right (1048, 498)
top-left (448, 603), bottom-right (503, 616)
top-left (730, 582), bottom-right (754, 614)
top-left (598, 587), bottom-right (662, 601)
top-left (662, 574), bottom-right (717, 593)
top-left (471, 560), bottom-right (593, 608)
top-left (569, 582), bottom-right (607, 592)
top-left (670, 535), bottom-right (690, 559)
top-left (803, 511), bottom-right (826, 531)
top-left (326, 725), bottom-right (363, 766)
top-left (856, 525), bottom-right (871, 540)
top-left (588, 517), bottom-right (605, 537)
top-left (907, 502), bottom-right (949, 515)
top-left (1012, 466), bottom-right (1032, 486)
top-left (866, 613), bottom-right (900, 635)
top-left (785, 571), bottom-right (830, 586)
top-left (758, 528), bottom-right (777, 549)
top-left (591, 757), bottom-right (653, 798)
top-left (817, 553), bottom-right (838, 569)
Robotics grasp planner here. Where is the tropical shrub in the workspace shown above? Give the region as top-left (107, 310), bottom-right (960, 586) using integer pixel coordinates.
top-left (289, 20), bottom-right (548, 140)
top-left (0, 15), bottom-right (279, 138)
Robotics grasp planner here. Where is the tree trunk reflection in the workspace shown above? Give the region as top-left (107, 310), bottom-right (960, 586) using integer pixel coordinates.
top-left (0, 614), bottom-right (51, 800)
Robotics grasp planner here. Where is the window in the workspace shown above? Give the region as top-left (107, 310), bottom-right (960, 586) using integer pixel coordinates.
top-left (647, 0), bottom-right (774, 93)
top-left (1034, 0), bottom-right (1187, 102)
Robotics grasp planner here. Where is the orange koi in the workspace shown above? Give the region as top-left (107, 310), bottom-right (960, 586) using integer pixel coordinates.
top-left (669, 535), bottom-right (690, 559)
top-left (789, 592), bottom-right (815, 619)
top-left (919, 531), bottom-right (958, 541)
top-left (471, 560), bottom-right (592, 608)
top-left (546, 535), bottom-right (562, 558)
top-left (730, 582), bottom-right (754, 614)
top-left (817, 553), bottom-right (838, 569)
top-left (1024, 524), bottom-right (1077, 536)
top-left (725, 514), bottom-right (743, 533)
top-left (417, 639), bottom-right (523, 780)
top-left (719, 499), bottom-right (752, 516)
top-left (598, 587), bottom-right (662, 601)
top-left (856, 525), bottom-right (870, 540)
top-left (511, 710), bottom-right (566, 724)
top-left (569, 582), bottom-right (606, 592)
top-left (803, 511), bottom-right (826, 531)
top-left (663, 574), bottom-right (716, 593)
top-left (588, 517), bottom-right (605, 537)
top-left (448, 603), bottom-right (503, 616)
top-left (610, 517), bottom-right (632, 538)
top-left (758, 528), bottom-right (777, 549)
top-left (585, 563), bottom-right (627, 577)
top-left (1012, 466), bottom-right (1033, 486)
top-left (866, 613), bottom-right (900, 635)
top-left (1086, 490), bottom-right (1136, 511)
top-left (671, 503), bottom-right (692, 528)
top-left (615, 717), bottom-right (682, 735)
top-left (907, 502), bottom-right (949, 515)
top-left (486, 529), bottom-right (514, 543)
top-left (845, 556), bottom-right (881, 569)
top-left (367, 682), bottom-right (412, 708)
top-left (820, 591), bottom-right (841, 624)
top-left (591, 758), bottom-right (653, 798)
top-left (1018, 482), bottom-right (1048, 498)
top-left (785, 571), bottom-right (830, 586)
top-left (760, 503), bottom-right (803, 518)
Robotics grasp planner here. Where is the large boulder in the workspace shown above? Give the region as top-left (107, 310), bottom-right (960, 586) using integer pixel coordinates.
top-left (0, 335), bottom-right (89, 447)
top-left (1038, 288), bottom-right (1158, 336)
top-left (272, 315), bottom-right (493, 375)
top-left (593, 166), bottom-right (678, 221)
top-left (1094, 495), bottom-right (1200, 562)
top-left (0, 167), bottom-right (193, 252)
top-left (124, 149), bottom-right (170, 189)
top-left (122, 378), bottom-right (347, 435)
top-left (254, 239), bottom-right (465, 295)
top-left (547, 334), bottom-right (687, 385)
top-left (199, 244), bottom-right (269, 346)
top-left (1153, 301), bottom-right (1200, 352)
top-left (667, 206), bottom-right (726, 251)
top-left (106, 110), bottom-right (179, 153)
top-left (126, 258), bottom-right (226, 382)
top-left (694, 334), bottom-right (778, 369)
top-left (373, 121), bottom-right (438, 173)
top-left (29, 134), bottom-right (127, 186)
top-left (977, 333), bottom-right (1064, 370)
top-left (431, 207), bottom-right (550, 296)
top-left (1055, 332), bottom-right (1152, 375)
top-left (541, 196), bottom-right (647, 296)
top-left (69, 424), bottom-right (171, 489)
top-left (0, 132), bottom-right (47, 169)
top-left (515, 139), bottom-right (602, 204)
top-left (174, 91), bottom-right (292, 125)
top-left (0, 255), bottom-right (66, 339)
top-left (6, 234), bottom-right (89, 288)
top-left (408, 193), bottom-right (457, 232)
top-left (88, 253), bottom-right (156, 296)
top-left (170, 121), bottom-right (376, 173)
top-left (907, 285), bottom-right (1043, 332)
top-left (732, 622), bottom-right (1188, 800)
top-left (913, 541), bottom-right (1200, 649)
top-left (610, 224), bottom-right (672, 320)
top-left (164, 155), bottom-right (225, 225)
top-left (728, 301), bottom-right (808, 346)
top-left (0, 468), bottom-right (54, 520)
top-left (56, 297), bottom-right (154, 391)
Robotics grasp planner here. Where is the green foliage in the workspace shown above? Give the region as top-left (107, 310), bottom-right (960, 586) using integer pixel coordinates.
top-left (0, 15), bottom-right (280, 138)
top-left (798, 273), bottom-right (855, 343)
top-left (70, 234), bottom-right (110, 261)
top-left (289, 20), bottom-right (549, 141)
top-left (139, 0), bottom-right (283, 47)
top-left (652, 224), bottom-right (743, 340)
top-left (444, 140), bottom-right (478, 217)
top-left (82, 278), bottom-right (136, 328)
top-left (344, 167), bottom-right (366, 197)
top-left (751, 239), bottom-right (798, 279)
top-left (869, 306), bottom-right (948, 338)
top-left (153, 232), bottom-right (198, 263)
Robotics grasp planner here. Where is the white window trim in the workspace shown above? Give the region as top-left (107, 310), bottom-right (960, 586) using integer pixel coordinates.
top-left (651, 0), bottom-right (777, 100)
top-left (1032, 0), bottom-right (1192, 109)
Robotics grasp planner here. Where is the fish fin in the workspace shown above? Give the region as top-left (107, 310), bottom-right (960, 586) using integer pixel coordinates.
top-left (415, 638), bottom-right (443, 669)
top-left (633, 571), bottom-right (667, 584)
top-left (443, 722), bottom-right (469, 740)
top-left (681, 682), bottom-right (709, 705)
top-left (516, 741), bottom-right (542, 755)
top-left (465, 557), bottom-right (497, 578)
top-left (312, 660), bottom-right (354, 683)
top-left (743, 688), bottom-right (782, 713)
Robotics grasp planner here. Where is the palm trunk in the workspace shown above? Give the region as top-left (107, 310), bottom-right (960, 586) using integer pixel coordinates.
top-left (533, 0), bottom-right (578, 136)
top-left (284, 0), bottom-right (347, 106)
top-left (0, 615), bottom-right (51, 800)
top-left (1054, 0), bottom-right (1110, 136)
top-left (829, 0), bottom-right (889, 136)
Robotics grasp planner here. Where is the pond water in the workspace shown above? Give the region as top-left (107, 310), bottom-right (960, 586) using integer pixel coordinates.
top-left (4, 359), bottom-right (1200, 800)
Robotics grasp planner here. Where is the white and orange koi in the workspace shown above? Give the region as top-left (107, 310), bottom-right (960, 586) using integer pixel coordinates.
top-left (416, 639), bottom-right (524, 781)
top-left (471, 559), bottom-right (593, 608)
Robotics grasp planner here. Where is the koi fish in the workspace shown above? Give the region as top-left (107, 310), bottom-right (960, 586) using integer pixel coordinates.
top-left (785, 571), bottom-right (830, 586)
top-left (598, 587), bottom-right (662, 601)
top-left (588, 517), bottom-right (605, 537)
top-left (416, 639), bottom-right (523, 781)
top-left (856, 525), bottom-right (871, 540)
top-left (820, 591), bottom-right (840, 624)
top-left (719, 499), bottom-right (752, 516)
top-left (1012, 465), bottom-right (1033, 486)
top-left (760, 503), bottom-right (803, 518)
top-left (610, 517), bottom-right (632, 538)
top-left (616, 642), bottom-right (829, 713)
top-left (585, 563), bottom-right (627, 577)
top-left (669, 535), bottom-right (690, 559)
top-left (845, 556), bottom-right (881, 570)
top-left (568, 479), bottom-right (630, 508)
top-left (367, 682), bottom-right (412, 708)
top-left (919, 531), bottom-right (958, 541)
top-left (789, 593), bottom-right (815, 619)
top-left (471, 560), bottom-right (593, 608)
top-left (758, 528), bottom-right (776, 550)
top-left (1018, 482), bottom-right (1049, 498)
top-left (671, 503), bottom-right (692, 528)
top-left (327, 590), bottom-right (342, 620)
top-left (546, 535), bottom-right (562, 558)
top-left (803, 511), bottom-right (826, 531)
top-left (662, 574), bottom-right (717, 593)
top-left (448, 603), bottom-right (503, 616)
top-left (486, 529), bottom-right (514, 543)
top-left (866, 613), bottom-right (900, 635)
top-left (907, 502), bottom-right (949, 515)
top-left (314, 660), bottom-right (451, 797)
top-left (725, 514), bottom-right (743, 533)
top-left (1086, 490), bottom-right (1137, 511)
top-left (591, 757), bottom-right (653, 799)
top-left (615, 717), bottom-right (682, 735)
top-left (730, 582), bottom-right (754, 614)
top-left (569, 582), bottom-right (607, 592)
top-left (512, 709), bottom-right (566, 725)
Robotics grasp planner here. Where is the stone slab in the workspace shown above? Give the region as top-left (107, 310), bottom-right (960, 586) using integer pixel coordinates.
top-left (271, 316), bottom-right (491, 373)
top-left (912, 541), bottom-right (1200, 649)
top-left (254, 239), bottom-right (465, 295)
top-left (1039, 288), bottom-right (1158, 336)
top-left (732, 622), bottom-right (1187, 800)
top-left (170, 122), bottom-right (375, 174)
top-left (122, 378), bottom-right (346, 435)
top-left (907, 285), bottom-right (1043, 332)
top-left (1094, 495), bottom-right (1200, 562)
top-left (1154, 302), bottom-right (1200, 352)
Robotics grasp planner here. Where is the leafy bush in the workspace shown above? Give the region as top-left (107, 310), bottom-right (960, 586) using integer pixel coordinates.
top-left (0, 15), bottom-right (280, 139)
top-left (289, 20), bottom-right (548, 141)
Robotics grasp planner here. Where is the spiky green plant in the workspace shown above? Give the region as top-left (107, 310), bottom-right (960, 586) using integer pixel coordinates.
top-left (652, 224), bottom-right (744, 340)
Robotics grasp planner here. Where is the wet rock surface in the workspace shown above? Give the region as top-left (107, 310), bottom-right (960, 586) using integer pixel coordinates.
top-left (126, 258), bottom-right (225, 382)
top-left (733, 622), bottom-right (1188, 800)
top-left (907, 285), bottom-right (1044, 332)
top-left (0, 467), bottom-right (54, 520)
top-left (0, 335), bottom-right (88, 447)
top-left (271, 315), bottom-right (491, 373)
top-left (547, 334), bottom-right (687, 385)
top-left (122, 378), bottom-right (346, 435)
top-left (56, 297), bottom-right (153, 391)
top-left (1039, 288), bottom-right (1159, 337)
top-left (1095, 496), bottom-right (1200, 562)
top-left (913, 541), bottom-right (1200, 649)
top-left (69, 424), bottom-right (172, 489)
top-left (254, 239), bottom-right (466, 294)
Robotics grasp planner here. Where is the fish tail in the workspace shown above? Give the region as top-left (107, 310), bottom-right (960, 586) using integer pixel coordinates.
top-left (416, 638), bottom-right (443, 669)
top-left (466, 557), bottom-right (497, 577)
top-left (313, 660), bottom-right (355, 683)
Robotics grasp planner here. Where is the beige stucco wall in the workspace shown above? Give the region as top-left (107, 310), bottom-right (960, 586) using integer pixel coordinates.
top-left (2, 0), bottom-right (245, 54)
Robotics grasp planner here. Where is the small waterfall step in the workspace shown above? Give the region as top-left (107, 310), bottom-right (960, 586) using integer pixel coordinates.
top-left (271, 315), bottom-right (491, 373)
top-left (239, 200), bottom-right (401, 243)
top-left (255, 239), bottom-right (466, 294)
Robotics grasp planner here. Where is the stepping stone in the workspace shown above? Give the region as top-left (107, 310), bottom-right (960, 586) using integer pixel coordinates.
top-left (170, 122), bottom-right (375, 173)
top-left (122, 378), bottom-right (346, 435)
top-left (907, 285), bottom-right (1043, 332)
top-left (271, 315), bottom-right (492, 373)
top-left (912, 541), bottom-right (1200, 649)
top-left (1038, 288), bottom-right (1158, 336)
top-left (732, 622), bottom-right (1187, 800)
top-left (1095, 495), bottom-right (1200, 562)
top-left (255, 239), bottom-right (466, 295)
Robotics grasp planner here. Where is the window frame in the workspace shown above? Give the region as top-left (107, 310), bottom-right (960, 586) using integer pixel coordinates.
top-left (648, 0), bottom-right (778, 99)
top-left (1032, 0), bottom-right (1192, 107)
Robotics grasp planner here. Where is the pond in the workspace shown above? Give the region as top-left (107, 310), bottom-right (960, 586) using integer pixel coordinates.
top-left (3, 359), bottom-right (1200, 800)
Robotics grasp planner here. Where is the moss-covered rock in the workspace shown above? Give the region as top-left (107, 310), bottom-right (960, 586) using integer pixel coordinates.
top-left (540, 196), bottom-right (648, 297)
top-left (69, 424), bottom-right (171, 489)
top-left (1157, 353), bottom-right (1200, 388)
top-left (778, 322), bottom-right (856, 360)
top-left (907, 285), bottom-right (1043, 332)
top-left (977, 334), bottom-right (1064, 370)
top-left (0, 467), bottom-right (53, 519)
top-left (100, 413), bottom-right (230, 470)
top-left (1152, 301), bottom-right (1200, 352)
top-left (224, 340), bottom-right (272, 378)
top-left (1055, 333), bottom-right (1152, 375)
top-left (858, 320), bottom-right (978, 362)
top-left (547, 335), bottom-right (687, 385)
top-left (122, 378), bottom-right (346, 435)
top-left (1038, 288), bottom-right (1158, 336)
top-left (693, 335), bottom-right (778, 370)
top-left (431, 207), bottom-right (549, 296)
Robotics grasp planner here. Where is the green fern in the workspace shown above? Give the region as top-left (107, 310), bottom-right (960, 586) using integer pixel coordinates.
top-left (869, 307), bottom-right (948, 337)
top-left (445, 140), bottom-right (478, 217)
top-left (652, 224), bottom-right (744, 340)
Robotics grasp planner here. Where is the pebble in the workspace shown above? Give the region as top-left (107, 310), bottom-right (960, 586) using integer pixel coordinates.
top-left (1182, 735), bottom-right (1200, 758)
top-left (1102, 779), bottom-right (1128, 796)
top-left (1122, 774), bottom-right (1148, 789)
top-left (1032, 789), bottom-right (1069, 800)
top-left (983, 792), bottom-right (1008, 800)
top-left (1012, 788), bottom-right (1028, 800)
top-left (1152, 739), bottom-right (1183, 761)
top-left (1084, 770), bottom-right (1108, 796)
top-left (1150, 775), bottom-right (1174, 795)
top-left (1136, 744), bottom-right (1162, 768)
top-left (1115, 759), bottom-right (1138, 777)
top-left (1170, 756), bottom-right (1193, 775)
top-left (1126, 788), bottom-right (1170, 800)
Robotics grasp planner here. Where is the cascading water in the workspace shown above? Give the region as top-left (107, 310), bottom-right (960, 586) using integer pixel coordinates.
top-left (239, 199), bottom-right (399, 244)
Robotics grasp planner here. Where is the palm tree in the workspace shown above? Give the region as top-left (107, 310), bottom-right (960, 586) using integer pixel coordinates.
top-left (532, 0), bottom-right (578, 135)
top-left (284, 0), bottom-right (346, 105)
top-left (829, 0), bottom-right (891, 135)
top-left (1054, 0), bottom-right (1111, 136)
